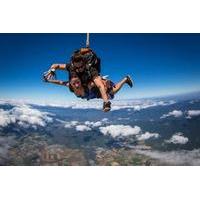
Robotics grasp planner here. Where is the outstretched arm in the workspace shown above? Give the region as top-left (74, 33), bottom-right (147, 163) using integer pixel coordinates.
top-left (47, 79), bottom-right (69, 87)
top-left (50, 64), bottom-right (66, 70)
top-left (43, 64), bottom-right (68, 81)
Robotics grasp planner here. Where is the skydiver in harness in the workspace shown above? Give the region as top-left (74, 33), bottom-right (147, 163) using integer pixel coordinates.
top-left (43, 47), bottom-right (133, 111)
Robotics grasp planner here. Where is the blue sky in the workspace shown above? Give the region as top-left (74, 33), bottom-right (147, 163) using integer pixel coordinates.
top-left (0, 33), bottom-right (200, 102)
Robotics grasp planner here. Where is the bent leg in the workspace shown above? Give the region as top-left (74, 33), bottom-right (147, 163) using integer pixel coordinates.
top-left (93, 76), bottom-right (111, 112)
top-left (112, 77), bottom-right (127, 94)
top-left (93, 76), bottom-right (109, 102)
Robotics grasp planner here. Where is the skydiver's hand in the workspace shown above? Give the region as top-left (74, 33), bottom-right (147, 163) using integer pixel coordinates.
top-left (43, 69), bottom-right (56, 82)
top-left (43, 72), bottom-right (50, 82)
top-left (47, 70), bottom-right (55, 79)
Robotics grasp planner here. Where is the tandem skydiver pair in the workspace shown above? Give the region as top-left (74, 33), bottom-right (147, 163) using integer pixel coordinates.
top-left (43, 47), bottom-right (133, 112)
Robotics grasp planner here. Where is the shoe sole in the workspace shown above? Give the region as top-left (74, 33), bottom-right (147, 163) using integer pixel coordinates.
top-left (103, 107), bottom-right (111, 112)
top-left (127, 75), bottom-right (133, 88)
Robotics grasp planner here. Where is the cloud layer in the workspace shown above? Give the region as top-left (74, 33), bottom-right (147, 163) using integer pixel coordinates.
top-left (0, 98), bottom-right (176, 111)
top-left (0, 105), bottom-right (53, 129)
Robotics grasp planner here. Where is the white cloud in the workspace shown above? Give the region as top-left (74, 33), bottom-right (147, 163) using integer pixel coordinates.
top-left (99, 125), bottom-right (141, 138)
top-left (165, 132), bottom-right (188, 144)
top-left (94, 121), bottom-right (102, 126)
top-left (0, 105), bottom-right (53, 128)
top-left (70, 121), bottom-right (79, 126)
top-left (64, 124), bottom-right (72, 128)
top-left (161, 110), bottom-right (183, 119)
top-left (101, 118), bottom-right (108, 122)
top-left (0, 109), bottom-right (16, 127)
top-left (63, 120), bottom-right (103, 129)
top-left (117, 117), bottom-right (130, 121)
top-left (136, 149), bottom-right (200, 165)
top-left (63, 121), bottom-right (79, 128)
top-left (136, 132), bottom-right (159, 141)
top-left (76, 125), bottom-right (91, 132)
top-left (84, 121), bottom-right (102, 127)
top-left (187, 110), bottom-right (200, 118)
